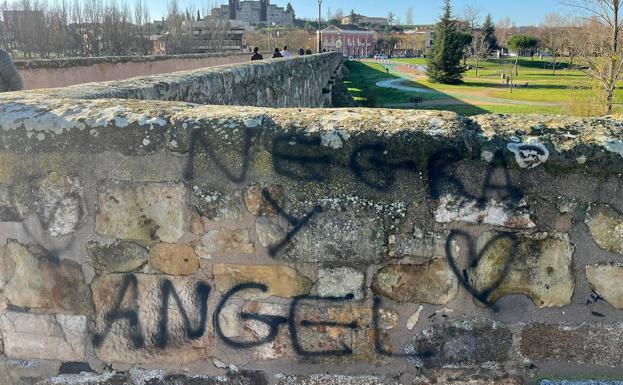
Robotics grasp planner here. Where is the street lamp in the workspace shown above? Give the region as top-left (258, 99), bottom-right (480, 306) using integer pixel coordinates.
top-left (317, 0), bottom-right (322, 53)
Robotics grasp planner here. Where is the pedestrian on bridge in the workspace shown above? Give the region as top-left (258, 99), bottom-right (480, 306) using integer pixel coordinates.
top-left (272, 47), bottom-right (283, 59)
top-left (251, 47), bottom-right (264, 61)
top-left (0, 49), bottom-right (23, 92)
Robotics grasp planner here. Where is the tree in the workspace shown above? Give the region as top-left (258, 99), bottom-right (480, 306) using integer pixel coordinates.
top-left (387, 11), bottom-right (396, 26)
top-left (406, 7), bottom-right (414, 25)
top-left (482, 14), bottom-right (497, 51)
top-left (471, 30), bottom-right (490, 76)
top-left (507, 34), bottom-right (538, 75)
top-left (496, 17), bottom-right (516, 49)
top-left (563, 0), bottom-right (623, 114)
top-left (427, 0), bottom-right (467, 84)
top-left (541, 13), bottom-right (567, 75)
top-left (349, 9), bottom-right (360, 25)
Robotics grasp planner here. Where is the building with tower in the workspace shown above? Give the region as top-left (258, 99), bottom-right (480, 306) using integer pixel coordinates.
top-left (210, 0), bottom-right (294, 26)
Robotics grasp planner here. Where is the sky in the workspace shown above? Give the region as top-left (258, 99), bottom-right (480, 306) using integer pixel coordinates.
top-left (150, 0), bottom-right (566, 26)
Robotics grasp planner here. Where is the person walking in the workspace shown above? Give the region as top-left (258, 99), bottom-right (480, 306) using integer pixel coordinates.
top-left (298, 47), bottom-right (305, 56)
top-left (0, 49), bottom-right (23, 92)
top-left (271, 47), bottom-right (283, 59)
top-left (282, 46), bottom-right (291, 58)
top-left (250, 47), bottom-right (264, 61)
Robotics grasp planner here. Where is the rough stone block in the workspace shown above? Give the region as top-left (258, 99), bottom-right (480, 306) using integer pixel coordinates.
top-left (149, 243), bottom-right (199, 275)
top-left (282, 210), bottom-right (386, 263)
top-left (520, 323), bottom-right (623, 367)
top-left (255, 218), bottom-right (286, 248)
top-left (243, 185), bottom-right (284, 217)
top-left (87, 240), bottom-right (149, 273)
top-left (95, 183), bottom-right (187, 243)
top-left (202, 229), bottom-right (255, 254)
top-left (0, 311), bottom-right (86, 361)
top-left (586, 263), bottom-right (623, 309)
top-left (317, 267), bottom-right (365, 300)
top-left (372, 259), bottom-right (458, 304)
top-left (91, 274), bottom-right (211, 364)
top-left (435, 194), bottom-right (535, 229)
top-left (468, 232), bottom-right (574, 307)
top-left (213, 264), bottom-right (312, 299)
top-left (275, 374), bottom-right (400, 385)
top-left (586, 204), bottom-right (623, 256)
top-left (1, 240), bottom-right (93, 314)
top-left (33, 173), bottom-right (86, 237)
top-left (410, 319), bottom-right (513, 368)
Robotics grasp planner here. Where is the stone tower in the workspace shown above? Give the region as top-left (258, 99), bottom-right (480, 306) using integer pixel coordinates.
top-left (260, 0), bottom-right (269, 22)
top-left (228, 0), bottom-right (239, 20)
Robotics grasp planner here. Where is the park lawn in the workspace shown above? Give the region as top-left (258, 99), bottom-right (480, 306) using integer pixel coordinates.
top-left (344, 57), bottom-right (623, 115)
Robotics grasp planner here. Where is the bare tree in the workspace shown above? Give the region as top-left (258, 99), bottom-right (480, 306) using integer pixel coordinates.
top-left (563, 0), bottom-right (623, 113)
top-left (471, 29), bottom-right (490, 76)
top-left (541, 13), bottom-right (568, 74)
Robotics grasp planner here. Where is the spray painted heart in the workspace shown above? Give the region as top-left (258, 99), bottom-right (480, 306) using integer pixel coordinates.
top-left (445, 229), bottom-right (518, 307)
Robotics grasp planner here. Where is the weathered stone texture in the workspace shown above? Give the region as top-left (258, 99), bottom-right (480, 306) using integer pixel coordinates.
top-left (214, 264), bottom-right (312, 299)
top-left (275, 374), bottom-right (401, 385)
top-left (586, 263), bottom-right (623, 309)
top-left (586, 204), bottom-right (623, 256)
top-left (281, 210), bottom-right (386, 263)
top-left (520, 323), bottom-right (623, 367)
top-left (33, 173), bottom-right (86, 237)
top-left (255, 218), bottom-right (286, 247)
top-left (1, 240), bottom-right (93, 314)
top-left (87, 240), bottom-right (148, 273)
top-left (316, 267), bottom-right (365, 300)
top-left (411, 319), bottom-right (513, 368)
top-left (435, 194), bottom-right (535, 229)
top-left (0, 311), bottom-right (86, 361)
top-left (91, 274), bottom-right (211, 363)
top-left (243, 185), bottom-right (284, 217)
top-left (202, 229), bottom-right (255, 254)
top-left (149, 243), bottom-right (199, 275)
top-left (372, 259), bottom-right (458, 304)
top-left (469, 232), bottom-right (574, 307)
top-left (95, 183), bottom-right (187, 243)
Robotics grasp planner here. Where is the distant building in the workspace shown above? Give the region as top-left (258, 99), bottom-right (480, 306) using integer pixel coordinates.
top-left (340, 14), bottom-right (388, 26)
top-left (190, 20), bottom-right (246, 53)
top-left (319, 25), bottom-right (375, 57)
top-left (210, 0), bottom-right (294, 26)
top-left (404, 26), bottom-right (435, 56)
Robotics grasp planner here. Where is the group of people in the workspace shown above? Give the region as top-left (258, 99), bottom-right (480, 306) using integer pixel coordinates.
top-left (251, 46), bottom-right (314, 61)
top-left (0, 48), bottom-right (23, 93)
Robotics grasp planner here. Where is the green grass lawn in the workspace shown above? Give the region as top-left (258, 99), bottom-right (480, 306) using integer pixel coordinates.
top-left (342, 57), bottom-right (621, 116)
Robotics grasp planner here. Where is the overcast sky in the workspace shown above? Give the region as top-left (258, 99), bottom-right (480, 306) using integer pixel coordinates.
top-left (150, 0), bottom-right (566, 26)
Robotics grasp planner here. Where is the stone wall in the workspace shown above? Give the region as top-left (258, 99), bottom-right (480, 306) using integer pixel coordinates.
top-left (1, 56), bottom-right (623, 384)
top-left (15, 52), bottom-right (271, 90)
top-left (16, 53), bottom-right (343, 108)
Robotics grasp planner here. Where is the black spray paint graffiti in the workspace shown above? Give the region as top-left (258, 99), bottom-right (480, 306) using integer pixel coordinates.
top-left (445, 230), bottom-right (518, 308)
top-left (94, 275), bottom-right (429, 358)
top-left (428, 148), bottom-right (523, 207)
top-left (183, 128), bottom-right (527, 308)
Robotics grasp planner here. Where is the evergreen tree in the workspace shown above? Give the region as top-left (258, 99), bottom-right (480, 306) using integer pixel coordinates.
top-left (427, 0), bottom-right (466, 84)
top-left (482, 14), bottom-right (498, 51)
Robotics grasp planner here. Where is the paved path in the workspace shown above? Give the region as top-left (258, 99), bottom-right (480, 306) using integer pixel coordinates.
top-left (372, 62), bottom-right (563, 108)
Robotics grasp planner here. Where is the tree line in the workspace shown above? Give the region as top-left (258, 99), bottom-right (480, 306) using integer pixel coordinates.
top-left (0, 0), bottom-right (229, 58)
